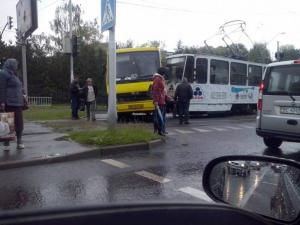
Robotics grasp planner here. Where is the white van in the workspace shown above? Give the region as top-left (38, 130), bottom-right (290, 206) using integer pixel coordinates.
top-left (256, 60), bottom-right (300, 148)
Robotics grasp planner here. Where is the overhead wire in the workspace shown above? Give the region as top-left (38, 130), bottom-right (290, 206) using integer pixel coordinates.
top-left (117, 0), bottom-right (218, 15)
top-left (39, 0), bottom-right (62, 11)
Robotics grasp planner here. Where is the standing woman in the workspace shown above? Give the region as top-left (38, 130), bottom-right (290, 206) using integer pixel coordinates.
top-left (83, 78), bottom-right (98, 121)
top-left (0, 59), bottom-right (25, 150)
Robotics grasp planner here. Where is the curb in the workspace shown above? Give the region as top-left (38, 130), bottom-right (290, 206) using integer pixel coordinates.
top-left (23, 132), bottom-right (53, 136)
top-left (0, 139), bottom-right (164, 170)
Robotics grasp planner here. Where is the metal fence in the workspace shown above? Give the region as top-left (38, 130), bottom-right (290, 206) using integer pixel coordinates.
top-left (28, 97), bottom-right (52, 106)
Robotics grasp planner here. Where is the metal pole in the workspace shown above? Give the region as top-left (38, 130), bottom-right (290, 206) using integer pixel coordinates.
top-left (69, 0), bottom-right (74, 82)
top-left (277, 41), bottom-right (280, 61)
top-left (107, 27), bottom-right (117, 128)
top-left (0, 23), bottom-right (8, 40)
top-left (22, 39), bottom-right (28, 96)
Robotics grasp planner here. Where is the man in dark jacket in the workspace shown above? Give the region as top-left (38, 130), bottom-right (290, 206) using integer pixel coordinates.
top-left (174, 77), bottom-right (193, 124)
top-left (70, 75), bottom-right (80, 120)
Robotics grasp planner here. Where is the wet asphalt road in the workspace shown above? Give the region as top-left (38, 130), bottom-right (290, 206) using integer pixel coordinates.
top-left (0, 114), bottom-right (300, 211)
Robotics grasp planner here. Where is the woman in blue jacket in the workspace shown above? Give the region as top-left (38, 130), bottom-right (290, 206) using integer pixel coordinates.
top-left (0, 58), bottom-right (25, 150)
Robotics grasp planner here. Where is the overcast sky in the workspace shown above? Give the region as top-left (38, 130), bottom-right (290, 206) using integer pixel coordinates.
top-left (1, 0), bottom-right (300, 57)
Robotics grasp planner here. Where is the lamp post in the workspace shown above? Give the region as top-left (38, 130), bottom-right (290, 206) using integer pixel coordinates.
top-left (266, 32), bottom-right (286, 46)
top-left (266, 32), bottom-right (286, 61)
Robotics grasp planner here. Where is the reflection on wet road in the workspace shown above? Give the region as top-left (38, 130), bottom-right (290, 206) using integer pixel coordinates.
top-left (214, 162), bottom-right (300, 221)
top-left (0, 116), bottom-right (299, 212)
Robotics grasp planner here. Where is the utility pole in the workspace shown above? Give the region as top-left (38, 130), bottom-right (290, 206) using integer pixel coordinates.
top-left (107, 27), bottom-right (117, 128)
top-left (101, 0), bottom-right (117, 128)
top-left (276, 41), bottom-right (281, 62)
top-left (69, 0), bottom-right (74, 82)
top-left (22, 38), bottom-right (28, 96)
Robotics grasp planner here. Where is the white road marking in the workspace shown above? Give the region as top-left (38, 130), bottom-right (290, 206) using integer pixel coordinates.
top-left (239, 125), bottom-right (255, 129)
top-left (174, 129), bottom-right (195, 134)
top-left (179, 187), bottom-right (213, 202)
top-left (260, 181), bottom-right (277, 186)
top-left (192, 128), bottom-right (212, 133)
top-left (101, 159), bottom-right (130, 169)
top-left (238, 169), bottom-right (268, 207)
top-left (224, 126), bottom-right (242, 130)
top-left (135, 171), bottom-right (171, 183)
top-left (166, 132), bottom-right (176, 136)
top-left (211, 127), bottom-right (227, 131)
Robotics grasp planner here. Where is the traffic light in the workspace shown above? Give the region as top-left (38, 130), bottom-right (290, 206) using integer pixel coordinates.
top-left (0, 58), bottom-right (6, 69)
top-left (8, 16), bottom-right (13, 29)
top-left (72, 35), bottom-right (81, 57)
top-left (275, 52), bottom-right (284, 61)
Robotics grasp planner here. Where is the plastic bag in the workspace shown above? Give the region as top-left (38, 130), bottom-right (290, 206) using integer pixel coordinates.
top-left (0, 112), bottom-right (15, 142)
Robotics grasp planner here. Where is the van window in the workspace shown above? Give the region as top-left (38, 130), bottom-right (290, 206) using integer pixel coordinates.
top-left (248, 65), bottom-right (262, 86)
top-left (210, 59), bottom-right (229, 84)
top-left (196, 58), bottom-right (208, 84)
top-left (184, 56), bottom-right (195, 83)
top-left (230, 62), bottom-right (247, 85)
top-left (264, 65), bottom-right (300, 95)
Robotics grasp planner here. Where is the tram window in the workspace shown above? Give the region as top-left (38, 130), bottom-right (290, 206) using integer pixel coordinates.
top-left (230, 62), bottom-right (247, 85)
top-left (184, 56), bottom-right (195, 83)
top-left (166, 57), bottom-right (185, 83)
top-left (248, 65), bottom-right (262, 86)
top-left (196, 58), bottom-right (208, 84)
top-left (210, 59), bottom-right (229, 85)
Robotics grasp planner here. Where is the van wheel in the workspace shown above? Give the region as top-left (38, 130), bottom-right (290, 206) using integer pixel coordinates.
top-left (263, 138), bottom-right (283, 148)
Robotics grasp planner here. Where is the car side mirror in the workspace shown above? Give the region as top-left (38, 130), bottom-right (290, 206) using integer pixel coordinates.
top-left (202, 155), bottom-right (300, 222)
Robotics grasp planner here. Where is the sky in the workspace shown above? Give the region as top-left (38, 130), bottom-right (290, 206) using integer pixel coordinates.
top-left (1, 0), bottom-right (300, 57)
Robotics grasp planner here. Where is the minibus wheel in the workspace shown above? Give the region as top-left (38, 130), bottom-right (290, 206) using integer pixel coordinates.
top-left (263, 137), bottom-right (283, 148)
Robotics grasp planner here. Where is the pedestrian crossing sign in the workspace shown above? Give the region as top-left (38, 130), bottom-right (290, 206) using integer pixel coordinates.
top-left (101, 0), bottom-right (116, 32)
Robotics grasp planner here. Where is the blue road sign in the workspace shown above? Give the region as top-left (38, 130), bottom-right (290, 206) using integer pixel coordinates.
top-left (101, 0), bottom-right (116, 32)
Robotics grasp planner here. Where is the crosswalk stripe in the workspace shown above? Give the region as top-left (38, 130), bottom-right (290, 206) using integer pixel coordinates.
top-left (192, 128), bottom-right (212, 133)
top-left (224, 126), bottom-right (242, 130)
top-left (174, 129), bottom-right (195, 134)
top-left (179, 187), bottom-right (213, 202)
top-left (101, 159), bottom-right (130, 168)
top-left (166, 132), bottom-right (176, 136)
top-left (211, 127), bottom-right (227, 131)
top-left (135, 171), bottom-right (171, 183)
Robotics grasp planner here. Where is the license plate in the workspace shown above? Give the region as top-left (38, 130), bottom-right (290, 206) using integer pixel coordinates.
top-left (128, 104), bottom-right (144, 110)
top-left (280, 107), bottom-right (300, 115)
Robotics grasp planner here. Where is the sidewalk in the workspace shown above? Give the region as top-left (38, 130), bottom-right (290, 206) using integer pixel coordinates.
top-left (0, 122), bottom-right (95, 169)
top-left (0, 120), bottom-right (163, 170)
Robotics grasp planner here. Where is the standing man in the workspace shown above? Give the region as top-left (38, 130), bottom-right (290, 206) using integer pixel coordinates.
top-left (152, 67), bottom-right (168, 136)
top-left (70, 75), bottom-right (80, 120)
top-left (82, 78), bottom-right (98, 121)
top-left (174, 77), bottom-right (193, 124)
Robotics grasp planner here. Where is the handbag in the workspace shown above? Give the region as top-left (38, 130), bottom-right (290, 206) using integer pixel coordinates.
top-left (0, 112), bottom-right (15, 142)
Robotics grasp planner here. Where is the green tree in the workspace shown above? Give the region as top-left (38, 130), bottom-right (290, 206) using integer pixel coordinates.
top-left (117, 40), bottom-right (134, 49)
top-left (279, 45), bottom-right (300, 61)
top-left (0, 3), bottom-right (107, 104)
top-left (50, 2), bottom-right (103, 49)
top-left (174, 40), bottom-right (183, 53)
top-left (138, 40), bottom-right (166, 49)
top-left (213, 46), bottom-right (231, 57)
top-left (248, 43), bottom-right (271, 64)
